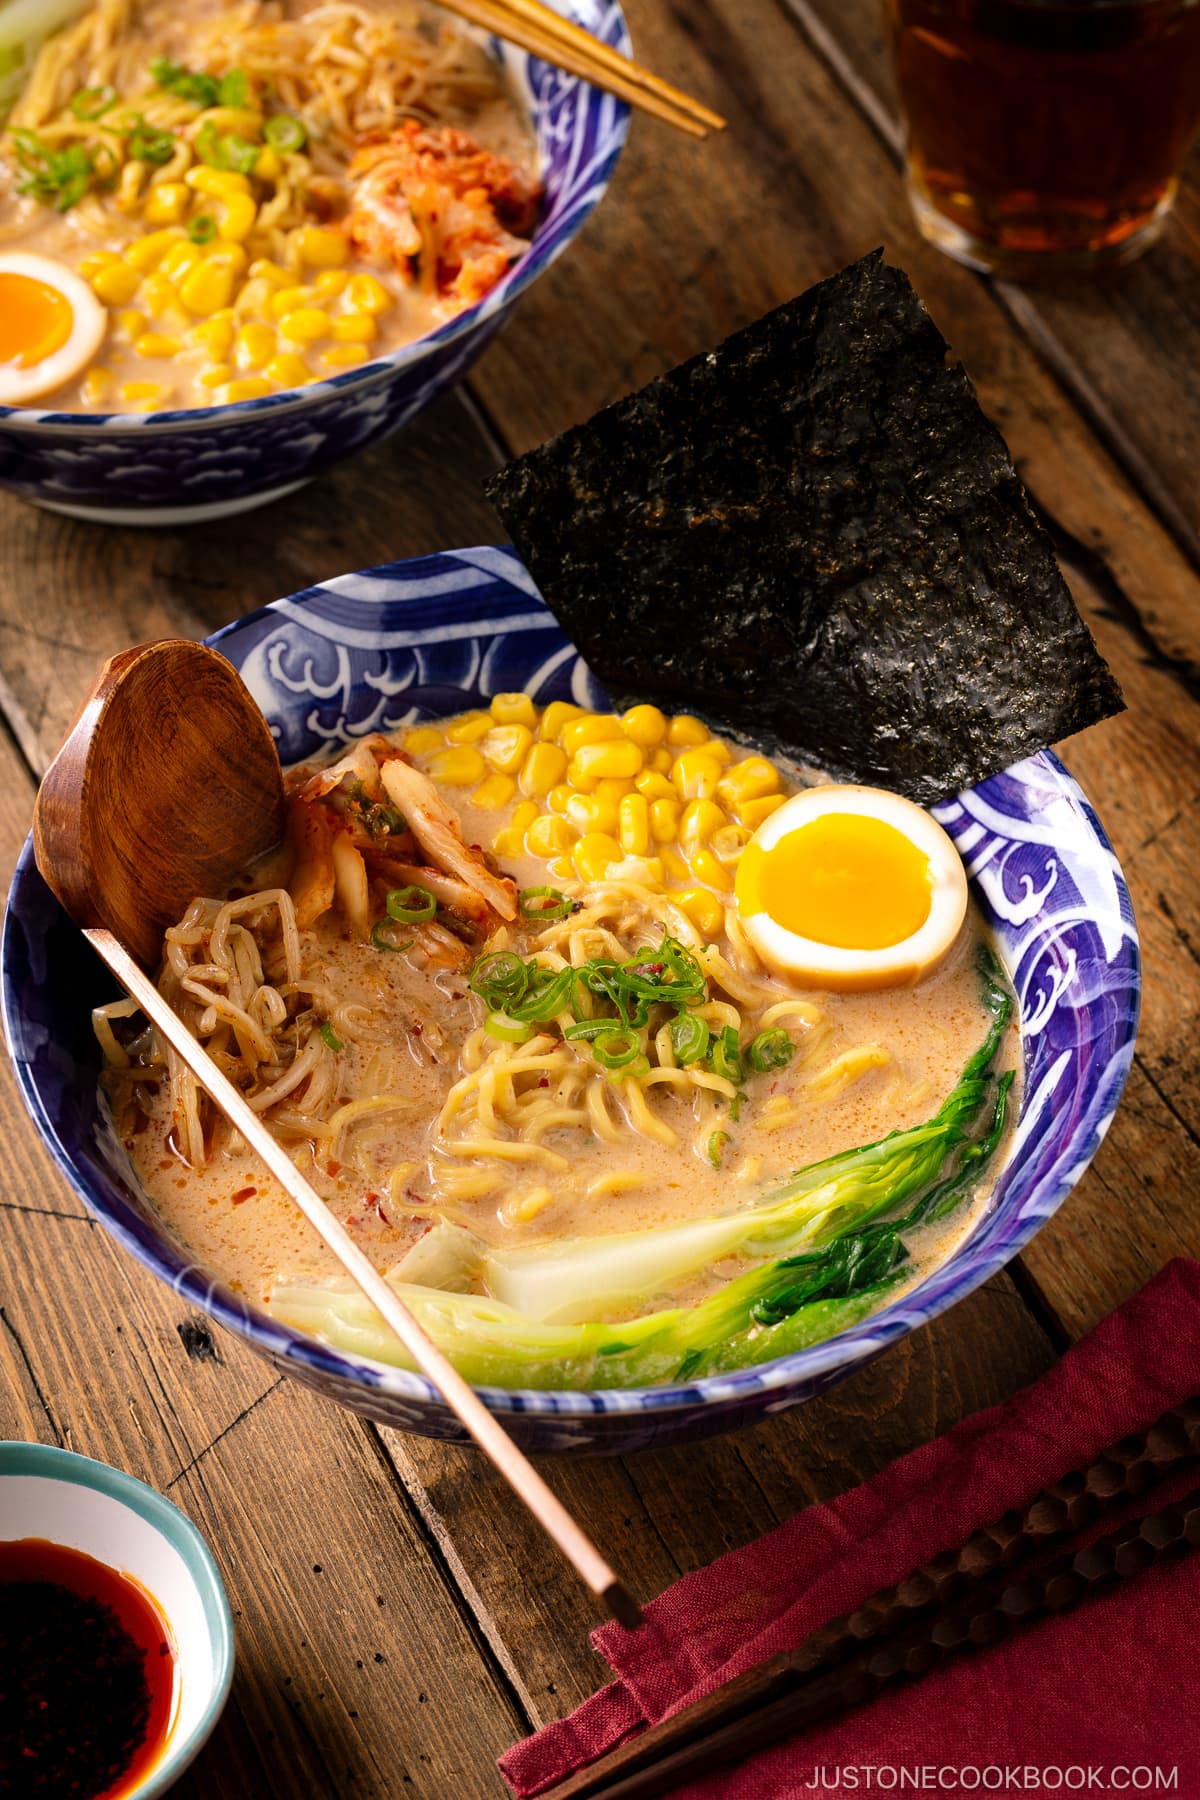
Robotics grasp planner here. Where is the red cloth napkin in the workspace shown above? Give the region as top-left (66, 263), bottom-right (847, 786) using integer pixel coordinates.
top-left (500, 1260), bottom-right (1200, 1799)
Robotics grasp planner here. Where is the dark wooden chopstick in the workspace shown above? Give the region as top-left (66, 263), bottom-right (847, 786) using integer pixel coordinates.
top-left (545, 1397), bottom-right (1200, 1799)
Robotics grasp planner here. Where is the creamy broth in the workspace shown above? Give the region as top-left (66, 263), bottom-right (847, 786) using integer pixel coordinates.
top-left (0, 0), bottom-right (538, 411)
top-left (103, 701), bottom-right (1020, 1375)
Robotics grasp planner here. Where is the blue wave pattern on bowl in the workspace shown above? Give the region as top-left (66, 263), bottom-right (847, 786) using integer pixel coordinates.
top-left (0, 5), bottom-right (629, 516)
top-left (1, 549), bottom-right (1140, 1452)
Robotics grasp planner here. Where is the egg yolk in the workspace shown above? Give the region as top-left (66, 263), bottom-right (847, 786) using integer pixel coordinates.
top-left (0, 272), bottom-right (74, 370)
top-left (736, 813), bottom-right (933, 950)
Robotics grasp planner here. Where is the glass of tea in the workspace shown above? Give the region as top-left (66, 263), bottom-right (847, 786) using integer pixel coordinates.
top-left (885, 0), bottom-right (1200, 276)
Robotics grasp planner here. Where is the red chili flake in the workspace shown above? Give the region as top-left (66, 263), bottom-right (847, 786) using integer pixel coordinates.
top-left (405, 1188), bottom-right (427, 1209)
top-left (538, 1076), bottom-right (550, 1088)
top-left (326, 1160), bottom-right (342, 1178)
top-left (231, 1186), bottom-right (257, 1205)
top-left (411, 1022), bottom-right (422, 1036)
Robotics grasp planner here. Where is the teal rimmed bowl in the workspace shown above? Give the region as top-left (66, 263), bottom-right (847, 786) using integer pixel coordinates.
top-left (0, 1441), bottom-right (234, 1797)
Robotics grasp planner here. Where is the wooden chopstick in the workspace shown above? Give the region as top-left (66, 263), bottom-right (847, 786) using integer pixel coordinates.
top-left (90, 929), bottom-right (642, 1633)
top-left (437, 0), bottom-right (725, 137)
top-left (544, 1397), bottom-right (1200, 1797)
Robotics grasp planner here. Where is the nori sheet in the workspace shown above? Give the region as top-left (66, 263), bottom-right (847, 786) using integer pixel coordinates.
top-left (484, 250), bottom-right (1122, 805)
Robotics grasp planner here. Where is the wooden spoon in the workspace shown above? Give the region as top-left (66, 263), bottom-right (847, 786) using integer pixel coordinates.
top-left (33, 638), bottom-right (641, 1630)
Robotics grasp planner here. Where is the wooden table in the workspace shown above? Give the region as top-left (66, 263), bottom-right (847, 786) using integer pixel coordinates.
top-left (2, 3), bottom-right (1199, 1793)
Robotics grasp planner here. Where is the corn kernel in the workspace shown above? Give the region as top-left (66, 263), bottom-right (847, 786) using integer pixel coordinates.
top-left (216, 191), bottom-right (257, 242)
top-left (519, 742), bottom-right (567, 797)
top-left (79, 251), bottom-right (121, 280)
top-left (270, 285), bottom-right (311, 320)
top-left (484, 691), bottom-right (533, 728)
top-left (511, 800), bottom-right (540, 835)
top-left (565, 793), bottom-right (618, 836)
top-left (472, 771), bottom-right (517, 810)
top-left (209, 240), bottom-right (248, 278)
top-left (492, 825), bottom-right (525, 857)
top-left (119, 381), bottom-right (167, 405)
top-left (186, 166), bottom-right (252, 198)
top-left (279, 306), bottom-right (330, 344)
top-left (570, 740), bottom-right (644, 784)
top-left (160, 240), bottom-right (203, 281)
top-left (294, 224), bottom-right (350, 269)
top-left (144, 181), bottom-right (189, 225)
top-left (618, 793), bottom-right (650, 856)
top-left (92, 261), bottom-right (143, 305)
top-left (134, 331), bottom-right (183, 358)
top-left (179, 259), bottom-right (236, 315)
top-left (348, 272), bottom-right (393, 314)
top-left (738, 792), bottom-right (789, 830)
top-left (320, 344), bottom-right (369, 368)
top-left (681, 799), bottom-right (727, 845)
top-left (547, 784), bottom-right (574, 815)
top-left (562, 713), bottom-right (622, 755)
top-left (404, 725), bottom-right (444, 755)
top-left (538, 700), bottom-right (581, 741)
top-left (315, 269), bottom-right (350, 299)
top-left (427, 745), bottom-right (486, 786)
top-left (621, 703), bottom-right (667, 748)
top-left (219, 376), bottom-right (272, 402)
top-left (123, 229), bottom-right (182, 273)
top-left (717, 756), bottom-right (781, 805)
top-left (185, 312), bottom-right (232, 354)
top-left (254, 144), bottom-right (282, 181)
top-left (573, 832), bottom-right (621, 883)
top-left (653, 747), bottom-right (674, 773)
top-left (265, 353), bottom-right (312, 387)
top-left (527, 814), bottom-right (574, 858)
top-left (690, 846), bottom-right (731, 892)
top-left (81, 367), bottom-right (113, 407)
top-left (634, 769), bottom-right (675, 802)
top-left (668, 713), bottom-right (710, 747)
top-left (649, 798), bottom-right (680, 844)
top-left (113, 308), bottom-right (146, 342)
top-left (445, 710), bottom-right (492, 744)
top-left (249, 259), bottom-right (293, 288)
top-left (674, 887), bottom-right (725, 938)
top-left (136, 273), bottom-right (174, 317)
top-left (672, 750), bottom-right (724, 802)
top-left (234, 322), bottom-right (276, 370)
top-left (712, 823), bottom-right (751, 864)
top-left (198, 363), bottom-right (232, 388)
top-left (662, 846), bottom-right (692, 884)
top-left (324, 313), bottom-right (374, 348)
top-left (594, 777), bottom-right (633, 807)
top-left (232, 276), bottom-right (273, 319)
top-left (483, 723), bottom-right (534, 775)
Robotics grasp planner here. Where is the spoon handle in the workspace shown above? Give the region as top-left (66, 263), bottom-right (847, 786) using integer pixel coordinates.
top-left (89, 927), bottom-right (641, 1630)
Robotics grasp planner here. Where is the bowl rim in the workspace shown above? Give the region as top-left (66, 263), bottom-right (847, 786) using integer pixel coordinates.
top-left (0, 1), bottom-right (630, 436)
top-left (1, 561), bottom-right (1141, 1422)
top-left (0, 1439), bottom-right (235, 1798)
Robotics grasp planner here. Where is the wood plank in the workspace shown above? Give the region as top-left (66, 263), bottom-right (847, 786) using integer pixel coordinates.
top-left (0, 390), bottom-right (501, 776)
top-left (775, 0), bottom-right (1200, 570)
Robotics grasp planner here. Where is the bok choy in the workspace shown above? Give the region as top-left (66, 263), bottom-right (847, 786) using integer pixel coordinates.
top-left (272, 963), bottom-right (1015, 1390)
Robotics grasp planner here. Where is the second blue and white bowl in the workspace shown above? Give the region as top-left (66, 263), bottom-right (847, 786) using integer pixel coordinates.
top-left (1, 548), bottom-right (1140, 1453)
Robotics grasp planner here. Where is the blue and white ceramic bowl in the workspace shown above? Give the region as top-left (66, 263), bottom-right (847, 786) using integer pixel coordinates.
top-left (2, 549), bottom-right (1140, 1454)
top-left (0, 5), bottom-right (628, 526)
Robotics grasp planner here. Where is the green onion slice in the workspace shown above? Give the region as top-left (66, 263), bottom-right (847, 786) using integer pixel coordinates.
top-left (264, 112), bottom-right (307, 152)
top-left (469, 950), bottom-right (528, 1012)
top-left (710, 1026), bottom-right (743, 1085)
top-left (371, 920), bottom-right (412, 954)
top-left (386, 884), bottom-right (437, 923)
top-left (188, 213), bottom-right (217, 244)
top-left (195, 120), bottom-right (259, 173)
top-left (747, 1028), bottom-right (794, 1073)
top-left (485, 1010), bottom-right (533, 1044)
top-left (509, 966), bottom-right (573, 1024)
top-left (128, 119), bottom-right (175, 164)
top-left (669, 1012), bottom-right (710, 1066)
top-left (12, 132), bottom-right (95, 211)
top-left (563, 1019), bottom-right (617, 1042)
top-left (518, 886), bottom-right (572, 921)
top-left (70, 85), bottom-right (116, 121)
top-left (218, 69), bottom-right (249, 107)
top-left (318, 1021), bottom-right (343, 1052)
top-left (592, 1028), bottom-right (644, 1070)
top-left (707, 1129), bottom-right (730, 1170)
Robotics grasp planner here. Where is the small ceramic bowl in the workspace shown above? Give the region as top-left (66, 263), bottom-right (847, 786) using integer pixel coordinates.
top-left (0, 1440), bottom-right (234, 1796)
top-left (0, 2), bottom-right (628, 525)
top-left (1, 549), bottom-right (1141, 1454)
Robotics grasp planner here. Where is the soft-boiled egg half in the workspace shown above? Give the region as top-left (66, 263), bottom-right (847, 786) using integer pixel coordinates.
top-left (0, 252), bottom-right (107, 405)
top-left (734, 784), bottom-right (968, 992)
